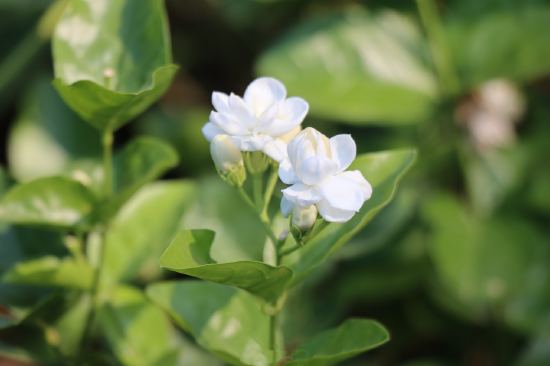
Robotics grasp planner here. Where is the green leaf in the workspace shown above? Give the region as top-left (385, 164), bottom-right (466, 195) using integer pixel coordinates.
top-left (95, 136), bottom-right (179, 221)
top-left (101, 180), bottom-right (197, 286)
top-left (283, 149), bottom-right (416, 284)
top-left (285, 319), bottom-right (389, 366)
top-left (423, 192), bottom-right (541, 309)
top-left (447, 5), bottom-right (550, 88)
top-left (2, 256), bottom-right (93, 290)
top-left (52, 0), bottom-right (177, 130)
top-left (0, 177), bottom-right (96, 230)
top-left (8, 75), bottom-right (102, 183)
top-left (256, 10), bottom-right (437, 125)
top-left (159, 230), bottom-right (293, 303)
top-left (147, 280), bottom-right (274, 366)
top-left (98, 286), bottom-right (180, 366)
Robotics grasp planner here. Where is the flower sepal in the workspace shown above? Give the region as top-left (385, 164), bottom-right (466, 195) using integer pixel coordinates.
top-left (216, 165), bottom-right (246, 188)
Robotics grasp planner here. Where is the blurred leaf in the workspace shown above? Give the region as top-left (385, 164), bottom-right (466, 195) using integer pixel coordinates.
top-left (3, 256), bottom-right (93, 290)
top-left (95, 136), bottom-right (179, 221)
top-left (0, 177), bottom-right (96, 230)
top-left (463, 146), bottom-right (528, 216)
top-left (256, 10), bottom-right (437, 125)
top-left (101, 180), bottom-right (197, 286)
top-left (182, 176), bottom-right (267, 263)
top-left (515, 317), bottom-right (550, 366)
top-left (423, 192), bottom-right (539, 309)
top-left (134, 108), bottom-right (212, 175)
top-left (98, 285), bottom-right (179, 366)
top-left (159, 230), bottom-right (293, 303)
top-left (283, 149), bottom-right (416, 284)
top-left (52, 0), bottom-right (177, 130)
top-left (8, 76), bottom-right (101, 183)
top-left (285, 319), bottom-right (389, 366)
top-left (51, 292), bottom-right (92, 357)
top-left (447, 5), bottom-right (550, 87)
top-left (147, 280), bottom-right (275, 366)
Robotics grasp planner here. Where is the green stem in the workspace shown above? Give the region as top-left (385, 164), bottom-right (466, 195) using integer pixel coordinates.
top-left (278, 244), bottom-right (302, 259)
top-left (237, 187), bottom-right (256, 210)
top-left (102, 129), bottom-right (114, 198)
top-left (263, 164), bottom-right (279, 211)
top-left (81, 128), bottom-right (114, 353)
top-left (303, 220), bottom-right (330, 244)
top-left (270, 312), bottom-right (279, 365)
top-left (252, 173), bottom-right (264, 213)
top-left (416, 0), bottom-right (460, 96)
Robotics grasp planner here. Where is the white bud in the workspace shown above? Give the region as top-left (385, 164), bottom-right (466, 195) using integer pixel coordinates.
top-left (211, 135), bottom-right (246, 187)
top-left (211, 135), bottom-right (243, 174)
top-left (292, 205), bottom-right (318, 232)
top-left (278, 125), bottom-right (302, 144)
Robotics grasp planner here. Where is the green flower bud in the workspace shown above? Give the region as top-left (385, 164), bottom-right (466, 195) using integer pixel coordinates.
top-left (211, 135), bottom-right (246, 187)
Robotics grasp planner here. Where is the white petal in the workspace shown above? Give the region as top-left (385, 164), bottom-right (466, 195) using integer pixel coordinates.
top-left (254, 99), bottom-right (279, 135)
top-left (338, 171), bottom-right (372, 201)
top-left (278, 125), bottom-right (302, 144)
top-left (287, 132), bottom-right (306, 172)
top-left (296, 139), bottom-right (316, 169)
top-left (210, 111), bottom-right (250, 136)
top-left (296, 155), bottom-right (338, 185)
top-left (228, 134), bottom-right (273, 151)
top-left (330, 135), bottom-right (356, 172)
top-left (260, 97), bottom-right (308, 137)
top-left (212, 92), bottom-right (231, 114)
top-left (244, 77), bottom-right (287, 115)
top-left (311, 129), bottom-right (331, 158)
top-left (315, 175), bottom-right (365, 211)
top-left (282, 183), bottom-right (322, 207)
top-left (202, 122), bottom-right (226, 141)
top-left (278, 158), bottom-right (300, 185)
top-left (316, 199), bottom-right (355, 223)
top-left (262, 138), bottom-right (288, 163)
top-left (280, 196), bottom-right (295, 218)
top-left (228, 93), bottom-right (257, 129)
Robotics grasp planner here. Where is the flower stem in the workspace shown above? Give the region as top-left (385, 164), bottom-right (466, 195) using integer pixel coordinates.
top-left (278, 244), bottom-right (302, 259)
top-left (270, 312), bottom-right (279, 365)
top-left (237, 187), bottom-right (256, 210)
top-left (102, 129), bottom-right (114, 198)
top-left (263, 164), bottom-right (279, 210)
top-left (80, 128), bottom-right (114, 353)
top-left (303, 220), bottom-right (330, 244)
top-left (415, 0), bottom-right (460, 96)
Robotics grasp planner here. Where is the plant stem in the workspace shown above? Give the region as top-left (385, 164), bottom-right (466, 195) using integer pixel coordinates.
top-left (270, 312), bottom-right (279, 365)
top-left (263, 164), bottom-right (279, 210)
top-left (237, 187), bottom-right (256, 210)
top-left (278, 244), bottom-right (302, 259)
top-left (102, 129), bottom-right (114, 198)
top-left (416, 0), bottom-right (460, 96)
top-left (303, 220), bottom-right (330, 244)
top-left (81, 128), bottom-right (114, 353)
top-left (252, 173), bottom-right (264, 212)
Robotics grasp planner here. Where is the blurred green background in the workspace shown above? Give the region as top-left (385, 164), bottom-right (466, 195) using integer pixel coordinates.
top-left (1, 0), bottom-right (550, 365)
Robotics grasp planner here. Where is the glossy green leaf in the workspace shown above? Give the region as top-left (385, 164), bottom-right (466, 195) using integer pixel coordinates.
top-left (147, 280), bottom-right (275, 366)
top-left (256, 10), bottom-right (437, 125)
top-left (95, 136), bottom-right (179, 221)
top-left (98, 286), bottom-right (179, 366)
top-left (159, 230), bottom-right (293, 303)
top-left (283, 149), bottom-right (416, 284)
top-left (8, 76), bottom-right (101, 183)
top-left (285, 319), bottom-right (389, 366)
top-left (101, 180), bottom-right (197, 286)
top-left (0, 177), bottom-right (96, 230)
top-left (2, 256), bottom-right (93, 290)
top-left (52, 0), bottom-right (177, 130)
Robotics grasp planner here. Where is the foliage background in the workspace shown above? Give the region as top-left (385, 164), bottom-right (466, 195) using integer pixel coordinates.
top-left (1, 0), bottom-right (550, 365)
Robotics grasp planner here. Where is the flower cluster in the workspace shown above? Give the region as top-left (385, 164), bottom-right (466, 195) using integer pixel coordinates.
top-left (203, 77), bottom-right (372, 228)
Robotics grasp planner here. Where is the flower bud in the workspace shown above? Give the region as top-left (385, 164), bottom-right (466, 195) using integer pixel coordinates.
top-left (211, 135), bottom-right (246, 187)
top-left (292, 205), bottom-right (317, 233)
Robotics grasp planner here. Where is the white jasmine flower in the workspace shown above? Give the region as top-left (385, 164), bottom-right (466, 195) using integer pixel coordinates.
top-left (202, 77), bottom-right (309, 162)
top-left (279, 128), bottom-right (372, 223)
